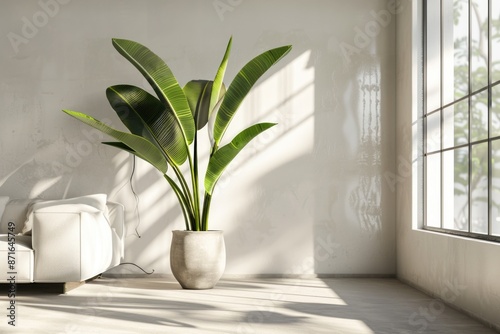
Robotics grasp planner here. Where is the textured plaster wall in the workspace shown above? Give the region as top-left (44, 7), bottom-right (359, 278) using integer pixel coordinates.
top-left (0, 0), bottom-right (396, 276)
top-left (396, 0), bottom-right (500, 330)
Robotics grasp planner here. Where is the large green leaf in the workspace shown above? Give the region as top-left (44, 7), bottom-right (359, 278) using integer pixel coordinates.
top-left (102, 141), bottom-right (136, 155)
top-left (62, 110), bottom-right (168, 173)
top-left (106, 85), bottom-right (188, 166)
top-left (212, 45), bottom-right (292, 147)
top-left (183, 80), bottom-right (213, 130)
top-left (112, 38), bottom-right (195, 145)
top-left (102, 141), bottom-right (153, 166)
top-left (205, 122), bottom-right (276, 195)
top-left (210, 37), bottom-right (232, 115)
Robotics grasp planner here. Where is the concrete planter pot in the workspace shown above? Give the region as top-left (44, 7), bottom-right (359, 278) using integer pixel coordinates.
top-left (170, 230), bottom-right (226, 289)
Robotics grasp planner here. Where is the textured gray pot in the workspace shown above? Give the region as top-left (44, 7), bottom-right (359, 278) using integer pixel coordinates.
top-left (170, 230), bottom-right (226, 289)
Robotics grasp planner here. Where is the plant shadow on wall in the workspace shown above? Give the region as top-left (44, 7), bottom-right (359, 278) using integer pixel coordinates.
top-left (62, 37), bottom-right (292, 289)
top-left (0, 96), bottom-right (123, 200)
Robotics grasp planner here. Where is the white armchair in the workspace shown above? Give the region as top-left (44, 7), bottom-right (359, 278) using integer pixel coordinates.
top-left (0, 195), bottom-right (124, 284)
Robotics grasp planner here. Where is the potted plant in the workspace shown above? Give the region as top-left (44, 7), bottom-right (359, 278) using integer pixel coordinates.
top-left (62, 37), bottom-right (292, 289)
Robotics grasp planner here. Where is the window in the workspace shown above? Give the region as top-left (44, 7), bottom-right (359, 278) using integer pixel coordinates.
top-left (424, 0), bottom-right (500, 241)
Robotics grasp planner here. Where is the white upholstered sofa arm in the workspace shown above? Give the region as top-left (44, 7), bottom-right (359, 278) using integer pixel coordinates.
top-left (32, 208), bottom-right (113, 282)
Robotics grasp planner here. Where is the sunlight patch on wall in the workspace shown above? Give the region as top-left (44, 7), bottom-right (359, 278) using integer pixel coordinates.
top-left (29, 176), bottom-right (62, 198)
top-left (217, 50), bottom-right (317, 274)
top-left (236, 50), bottom-right (315, 178)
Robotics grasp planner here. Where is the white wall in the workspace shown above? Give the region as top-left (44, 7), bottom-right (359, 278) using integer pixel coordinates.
top-left (396, 0), bottom-right (500, 330)
top-left (0, 0), bottom-right (396, 276)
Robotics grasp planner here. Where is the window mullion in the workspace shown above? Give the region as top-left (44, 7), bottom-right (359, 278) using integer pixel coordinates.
top-left (468, 0), bottom-right (472, 234)
top-left (440, 0), bottom-right (444, 229)
top-left (488, 0), bottom-right (492, 236)
top-left (423, 0), bottom-right (428, 228)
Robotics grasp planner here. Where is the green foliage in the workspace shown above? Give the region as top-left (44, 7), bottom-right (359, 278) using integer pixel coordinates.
top-left (446, 2), bottom-right (500, 231)
top-left (63, 38), bottom-right (292, 231)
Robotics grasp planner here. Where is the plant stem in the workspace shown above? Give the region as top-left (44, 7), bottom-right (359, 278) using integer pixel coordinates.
top-left (193, 130), bottom-right (201, 230)
top-left (201, 192), bottom-right (212, 231)
top-left (163, 174), bottom-right (193, 230)
top-left (201, 145), bottom-right (218, 231)
top-left (156, 143), bottom-right (195, 230)
top-left (171, 164), bottom-right (196, 220)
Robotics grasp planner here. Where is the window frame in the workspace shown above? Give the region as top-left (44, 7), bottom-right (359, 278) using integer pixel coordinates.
top-left (423, 0), bottom-right (500, 242)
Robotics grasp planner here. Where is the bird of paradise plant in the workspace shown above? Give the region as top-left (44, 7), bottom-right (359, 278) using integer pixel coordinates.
top-left (63, 37), bottom-right (291, 231)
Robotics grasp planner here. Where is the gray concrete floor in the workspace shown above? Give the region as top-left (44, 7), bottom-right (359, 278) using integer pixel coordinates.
top-left (2, 277), bottom-right (497, 334)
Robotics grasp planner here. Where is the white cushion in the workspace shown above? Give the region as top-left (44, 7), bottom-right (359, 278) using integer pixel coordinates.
top-left (22, 194), bottom-right (107, 235)
top-left (0, 235), bottom-right (34, 283)
top-left (33, 203), bottom-right (101, 213)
